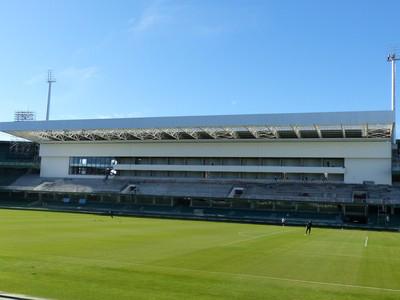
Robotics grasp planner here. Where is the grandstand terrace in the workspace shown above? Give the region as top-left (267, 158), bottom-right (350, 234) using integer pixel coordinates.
top-left (1, 176), bottom-right (400, 228)
top-left (0, 110), bottom-right (398, 229)
top-left (0, 141), bottom-right (39, 186)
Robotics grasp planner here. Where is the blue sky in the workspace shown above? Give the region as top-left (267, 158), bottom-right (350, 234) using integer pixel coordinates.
top-left (0, 0), bottom-right (399, 123)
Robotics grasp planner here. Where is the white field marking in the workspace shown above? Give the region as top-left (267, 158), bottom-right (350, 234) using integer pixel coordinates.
top-left (286, 250), bottom-right (400, 262)
top-left (288, 251), bottom-right (365, 260)
top-left (43, 255), bottom-right (400, 293)
top-left (222, 229), bottom-right (297, 247)
top-left (0, 291), bottom-right (50, 300)
top-left (238, 231), bottom-right (284, 238)
top-left (365, 236), bottom-right (369, 248)
top-left (146, 265), bottom-right (400, 293)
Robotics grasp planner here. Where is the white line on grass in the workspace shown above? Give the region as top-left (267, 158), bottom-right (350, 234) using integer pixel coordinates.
top-left (44, 254), bottom-right (400, 294)
top-left (222, 229), bottom-right (296, 246)
top-left (0, 291), bottom-right (49, 300)
top-left (141, 264), bottom-right (400, 293)
top-left (364, 236), bottom-right (369, 248)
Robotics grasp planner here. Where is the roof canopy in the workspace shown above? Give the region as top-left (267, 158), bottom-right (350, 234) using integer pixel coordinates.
top-left (0, 110), bottom-right (394, 142)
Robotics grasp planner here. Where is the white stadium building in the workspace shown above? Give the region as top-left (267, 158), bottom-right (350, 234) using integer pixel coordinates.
top-left (0, 110), bottom-right (394, 185)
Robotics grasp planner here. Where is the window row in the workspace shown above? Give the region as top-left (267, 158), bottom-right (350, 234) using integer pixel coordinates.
top-left (115, 157), bottom-right (344, 167)
top-left (69, 167), bottom-right (109, 175)
top-left (69, 156), bottom-right (344, 168)
top-left (69, 157), bottom-right (115, 167)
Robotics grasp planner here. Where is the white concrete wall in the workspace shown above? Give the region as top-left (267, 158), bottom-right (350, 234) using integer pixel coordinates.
top-left (344, 158), bottom-right (392, 185)
top-left (40, 140), bottom-right (391, 159)
top-left (39, 140), bottom-right (392, 184)
top-left (40, 156), bottom-right (70, 178)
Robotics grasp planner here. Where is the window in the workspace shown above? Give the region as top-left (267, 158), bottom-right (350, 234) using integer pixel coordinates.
top-left (69, 157), bottom-right (114, 175)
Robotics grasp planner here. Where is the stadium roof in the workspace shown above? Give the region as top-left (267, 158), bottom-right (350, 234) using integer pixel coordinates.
top-left (0, 110), bottom-right (394, 142)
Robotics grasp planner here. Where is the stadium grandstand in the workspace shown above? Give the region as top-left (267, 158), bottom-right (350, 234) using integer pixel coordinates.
top-left (0, 140), bottom-right (39, 185)
top-left (0, 110), bottom-right (399, 229)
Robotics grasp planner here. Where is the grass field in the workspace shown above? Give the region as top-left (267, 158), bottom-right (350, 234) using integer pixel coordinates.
top-left (0, 209), bottom-right (399, 300)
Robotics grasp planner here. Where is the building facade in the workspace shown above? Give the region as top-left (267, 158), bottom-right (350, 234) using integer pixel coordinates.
top-left (0, 110), bottom-right (394, 185)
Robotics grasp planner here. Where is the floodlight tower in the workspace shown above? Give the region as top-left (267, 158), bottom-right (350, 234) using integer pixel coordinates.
top-left (46, 70), bottom-right (56, 121)
top-left (388, 54), bottom-right (399, 112)
top-left (388, 54), bottom-right (399, 142)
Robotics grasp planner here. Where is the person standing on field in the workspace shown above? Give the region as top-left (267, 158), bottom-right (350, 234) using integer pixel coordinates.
top-left (305, 220), bottom-right (312, 235)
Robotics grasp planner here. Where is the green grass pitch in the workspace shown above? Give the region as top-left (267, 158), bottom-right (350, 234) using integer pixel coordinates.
top-left (0, 209), bottom-right (399, 300)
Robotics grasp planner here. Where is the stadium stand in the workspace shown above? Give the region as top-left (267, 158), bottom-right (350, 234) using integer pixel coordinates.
top-left (0, 111), bottom-right (399, 230)
top-left (1, 174), bottom-right (400, 230)
top-left (0, 141), bottom-right (39, 185)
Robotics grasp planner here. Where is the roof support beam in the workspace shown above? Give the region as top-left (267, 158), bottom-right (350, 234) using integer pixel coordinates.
top-left (314, 125), bottom-right (322, 138)
top-left (341, 124), bottom-right (346, 138)
top-left (245, 129), bottom-right (257, 139)
top-left (291, 126), bottom-right (301, 138)
top-left (161, 129), bottom-right (178, 140)
top-left (362, 124), bottom-right (368, 138)
top-left (268, 127), bottom-right (280, 138)
top-left (18, 121), bottom-right (393, 142)
top-left (181, 129), bottom-right (199, 139)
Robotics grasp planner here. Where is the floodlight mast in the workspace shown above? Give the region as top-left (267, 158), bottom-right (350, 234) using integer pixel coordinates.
top-left (388, 54), bottom-right (399, 142)
top-left (46, 70), bottom-right (56, 121)
top-left (388, 54), bottom-right (399, 111)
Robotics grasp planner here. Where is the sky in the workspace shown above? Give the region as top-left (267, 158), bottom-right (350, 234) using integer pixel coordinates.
top-left (0, 0), bottom-right (399, 126)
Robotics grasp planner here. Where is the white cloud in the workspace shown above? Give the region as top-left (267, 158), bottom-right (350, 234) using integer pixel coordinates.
top-left (58, 66), bottom-right (98, 82)
top-left (25, 73), bottom-right (46, 86)
top-left (128, 0), bottom-right (170, 33)
top-left (196, 25), bottom-right (226, 36)
top-left (129, 14), bottom-right (166, 33)
top-left (127, 1), bottom-right (231, 37)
